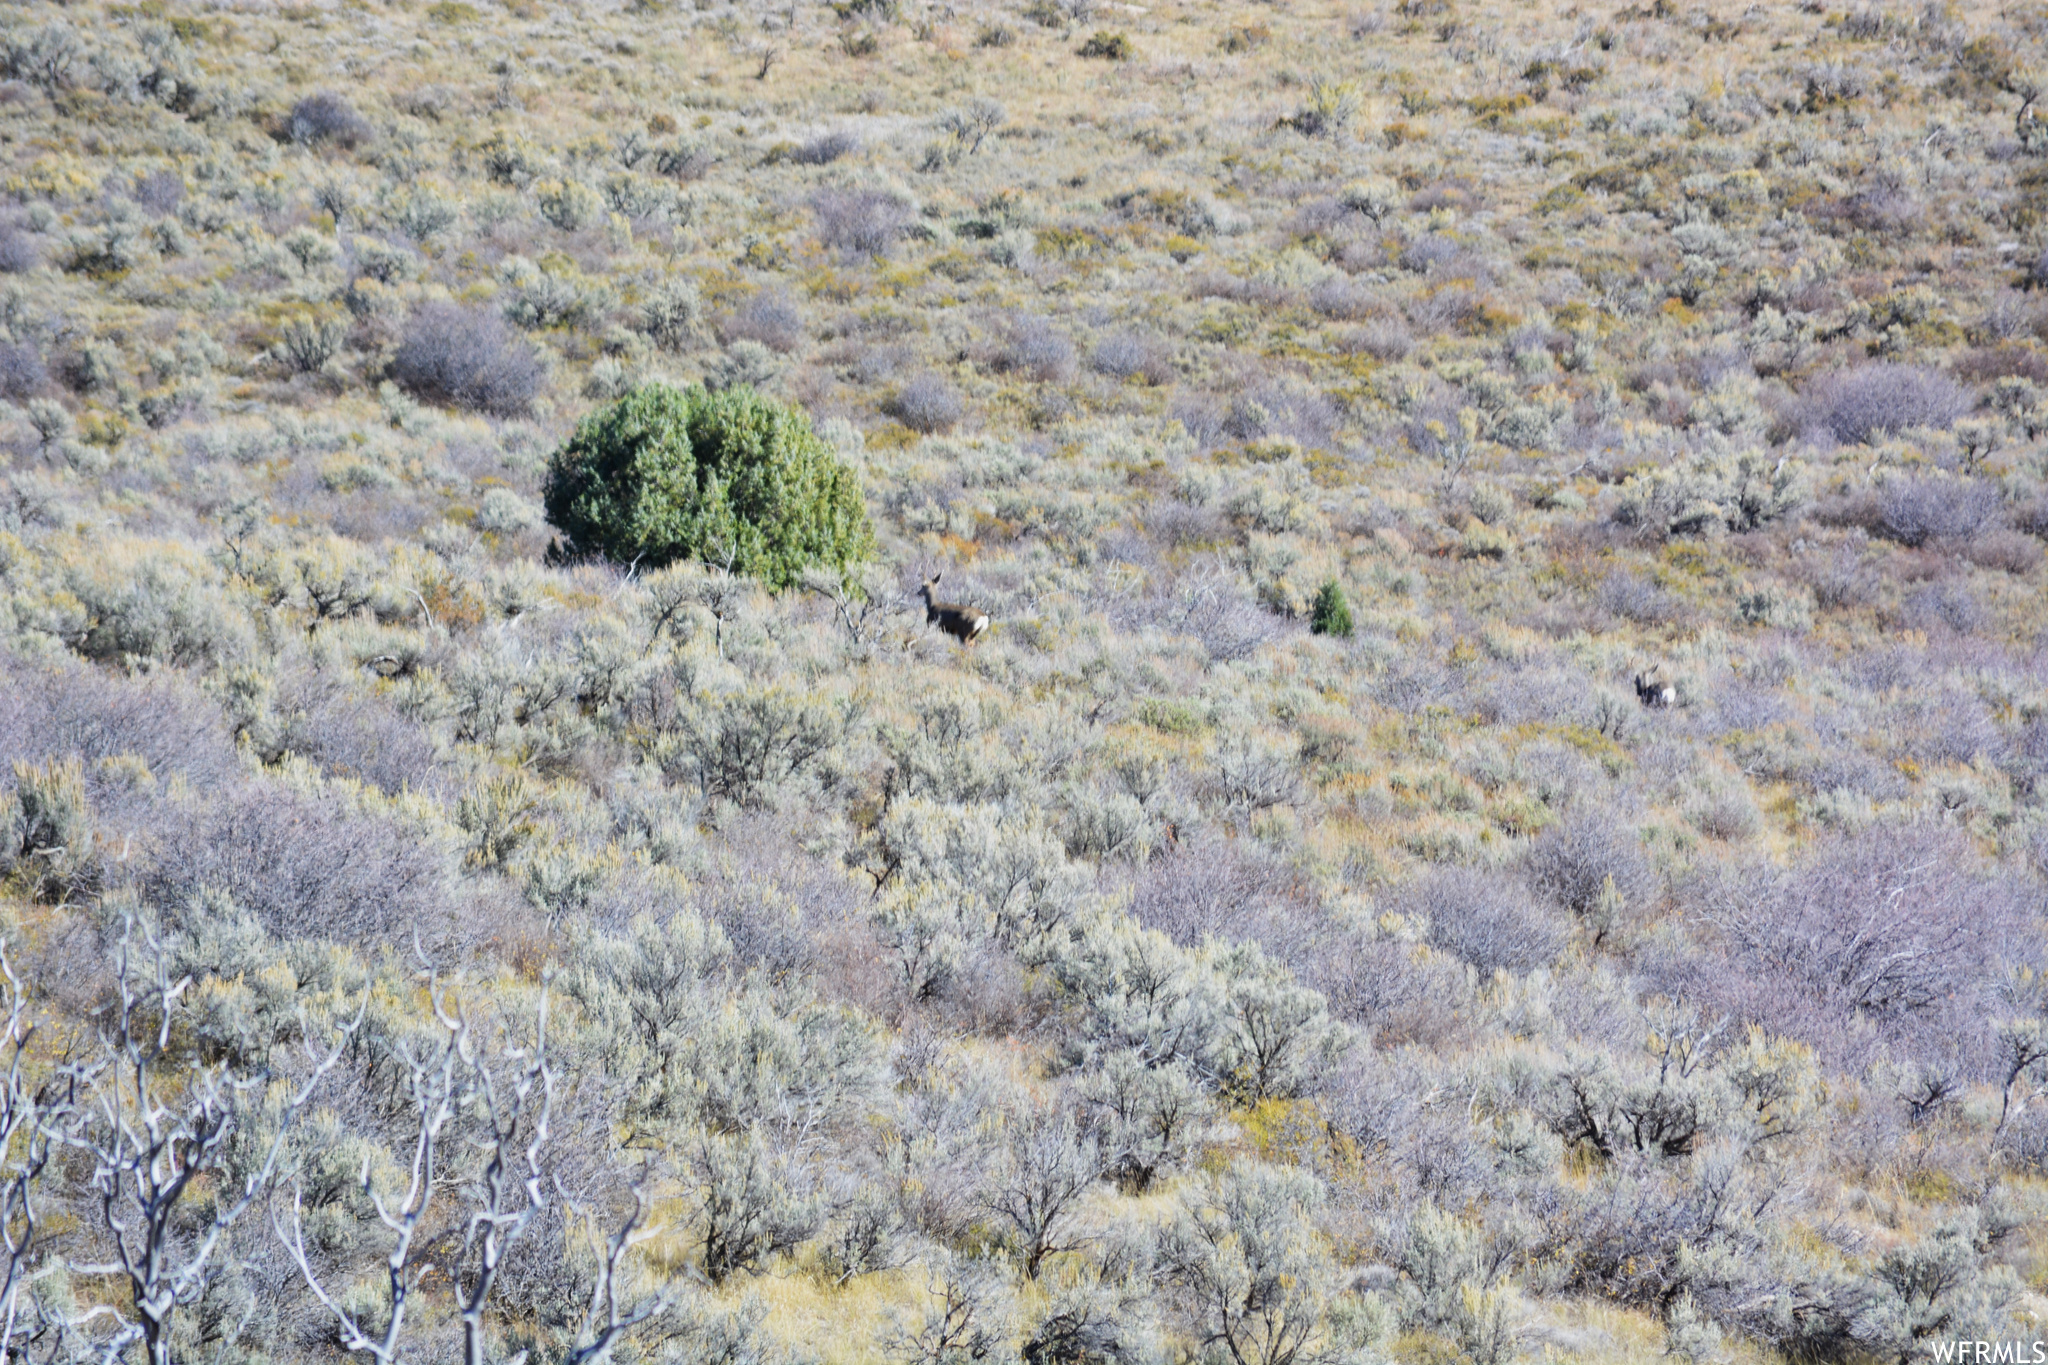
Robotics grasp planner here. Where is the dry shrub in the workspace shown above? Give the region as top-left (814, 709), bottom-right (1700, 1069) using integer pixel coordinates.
top-left (0, 340), bottom-right (45, 401)
top-left (0, 225), bottom-right (38, 274)
top-left (1523, 810), bottom-right (1657, 919)
top-left (887, 373), bottom-right (964, 433)
top-left (985, 314), bottom-right (1074, 383)
top-left (792, 130), bottom-right (861, 165)
top-left (131, 170), bottom-right (184, 216)
top-left (1335, 320), bottom-right (1412, 361)
top-left (1801, 364), bottom-right (1971, 445)
top-left (1878, 476), bottom-right (2002, 546)
top-left (143, 782), bottom-right (449, 945)
top-left (811, 188), bottom-right (912, 259)
top-left (391, 301), bottom-right (545, 416)
top-left (286, 91), bottom-right (373, 148)
top-left (1392, 866), bottom-right (1568, 975)
top-left (1960, 528), bottom-right (2041, 574)
top-left (1677, 824), bottom-right (2030, 1066)
top-left (1090, 330), bottom-right (1174, 384)
top-left (1122, 838), bottom-right (1321, 965)
top-left (718, 289), bottom-right (807, 354)
top-left (1308, 275), bottom-right (1380, 321)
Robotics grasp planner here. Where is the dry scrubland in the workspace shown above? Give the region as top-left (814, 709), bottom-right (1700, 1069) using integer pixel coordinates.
top-left (3, 0), bottom-right (2048, 1360)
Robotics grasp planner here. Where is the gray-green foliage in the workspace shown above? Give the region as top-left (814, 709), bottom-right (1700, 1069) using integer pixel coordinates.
top-left (639, 277), bottom-right (704, 351)
top-left (1391, 1205), bottom-right (1516, 1363)
top-left (1021, 1254), bottom-right (1162, 1365)
top-left (1079, 1049), bottom-right (1211, 1194)
top-left (661, 684), bottom-right (848, 810)
top-left (499, 255), bottom-right (611, 331)
top-left (1849, 1211), bottom-right (2022, 1361)
top-left (886, 1252), bottom-right (1018, 1365)
top-left (1159, 1160), bottom-right (1347, 1365)
top-left (1615, 448), bottom-right (1805, 538)
top-left (570, 909), bottom-right (880, 1146)
top-left (691, 1124), bottom-right (823, 1284)
top-left (5, 758), bottom-right (93, 901)
top-left (980, 1105), bottom-right (1101, 1278)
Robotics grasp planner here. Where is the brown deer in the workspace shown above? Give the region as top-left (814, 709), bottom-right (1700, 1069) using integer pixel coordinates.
top-left (1634, 667), bottom-right (1675, 709)
top-left (918, 573), bottom-right (989, 645)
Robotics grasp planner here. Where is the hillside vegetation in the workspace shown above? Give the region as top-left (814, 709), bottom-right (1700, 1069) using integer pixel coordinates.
top-left (0, 0), bottom-right (2047, 1361)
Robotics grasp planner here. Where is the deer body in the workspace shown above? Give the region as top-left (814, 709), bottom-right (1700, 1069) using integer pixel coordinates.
top-left (1634, 671), bottom-right (1675, 709)
top-left (919, 574), bottom-right (989, 645)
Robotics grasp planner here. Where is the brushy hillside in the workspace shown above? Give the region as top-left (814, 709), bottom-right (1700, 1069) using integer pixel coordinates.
top-left (0, 0), bottom-right (2046, 1360)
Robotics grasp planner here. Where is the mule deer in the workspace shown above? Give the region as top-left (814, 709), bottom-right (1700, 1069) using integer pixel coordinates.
top-left (918, 573), bottom-right (989, 645)
top-left (1634, 668), bottom-right (1675, 709)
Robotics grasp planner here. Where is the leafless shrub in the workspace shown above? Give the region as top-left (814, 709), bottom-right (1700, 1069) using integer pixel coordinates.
top-left (1688, 788), bottom-right (1762, 843)
top-left (792, 130), bottom-right (861, 165)
top-left (1799, 60), bottom-right (1869, 108)
top-left (1313, 937), bottom-right (1465, 1046)
top-left (1794, 749), bottom-right (1908, 802)
top-left (1806, 542), bottom-right (1879, 610)
top-left (653, 139), bottom-right (716, 181)
top-left (0, 652), bottom-right (238, 791)
top-left (1374, 660), bottom-right (1469, 714)
top-left (395, 83), bottom-right (455, 120)
top-left (271, 673), bottom-right (440, 797)
top-left (1133, 555), bottom-right (1280, 663)
top-left (391, 301), bottom-right (545, 417)
top-left (1899, 579), bottom-right (1985, 635)
top-left (811, 188), bottom-right (912, 259)
top-left (0, 226), bottom-right (37, 275)
top-left (1189, 273), bottom-right (1295, 307)
top-left (1691, 825), bottom-right (2025, 1053)
top-left (1393, 866), bottom-right (1568, 975)
top-left (1408, 285), bottom-right (1484, 335)
top-left (1878, 475), bottom-right (2002, 546)
top-left (689, 813), bottom-right (860, 977)
top-left (1398, 233), bottom-right (1470, 275)
top-left (1597, 570), bottom-right (1677, 624)
top-left (717, 289), bottom-right (806, 354)
top-left (130, 169), bottom-right (183, 216)
top-left (986, 314), bottom-right (1074, 382)
top-left (0, 341), bottom-right (44, 402)
top-left (1124, 840), bottom-right (1320, 963)
top-left (1168, 391), bottom-right (1227, 446)
top-left (1835, 177), bottom-right (1921, 235)
top-left (143, 782), bottom-right (448, 945)
top-left (1090, 330), bottom-right (1173, 384)
top-left (1961, 528), bottom-right (2042, 574)
top-left (1308, 275), bottom-right (1379, 321)
top-left (287, 91), bottom-right (373, 149)
top-left (848, 341), bottom-right (914, 385)
top-left (1802, 364), bottom-right (1971, 445)
top-left (887, 373), bottom-right (964, 433)
top-left (1335, 320), bottom-right (1412, 361)
top-left (1524, 810), bottom-right (1656, 921)
top-left (1143, 496), bottom-right (1228, 549)
top-left (1223, 381), bottom-right (1337, 447)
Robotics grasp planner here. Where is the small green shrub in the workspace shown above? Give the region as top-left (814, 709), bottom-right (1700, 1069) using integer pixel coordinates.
top-left (542, 382), bottom-right (874, 589)
top-left (1310, 579), bottom-right (1353, 637)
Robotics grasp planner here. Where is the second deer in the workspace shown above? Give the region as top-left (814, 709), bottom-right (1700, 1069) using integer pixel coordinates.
top-left (919, 573), bottom-right (989, 645)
